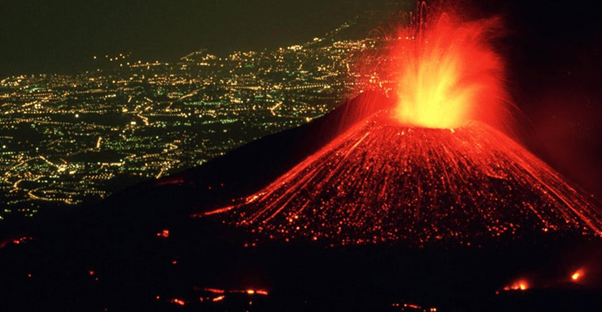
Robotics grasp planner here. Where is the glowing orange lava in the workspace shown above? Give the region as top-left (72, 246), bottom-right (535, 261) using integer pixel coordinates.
top-left (213, 296), bottom-right (225, 302)
top-left (390, 9), bottom-right (507, 128)
top-left (170, 298), bottom-right (186, 306)
top-left (156, 229), bottom-right (170, 238)
top-left (504, 280), bottom-right (528, 291)
top-left (572, 270), bottom-right (583, 281)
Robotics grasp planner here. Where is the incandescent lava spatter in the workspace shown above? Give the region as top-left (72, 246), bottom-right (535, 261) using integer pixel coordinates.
top-left (199, 111), bottom-right (602, 246)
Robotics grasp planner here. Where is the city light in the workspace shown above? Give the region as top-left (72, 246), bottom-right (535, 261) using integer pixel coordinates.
top-left (0, 28), bottom-right (370, 220)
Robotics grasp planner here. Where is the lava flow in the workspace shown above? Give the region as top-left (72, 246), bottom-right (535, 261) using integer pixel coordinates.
top-left (197, 5), bottom-right (602, 246)
top-left (205, 115), bottom-right (602, 245)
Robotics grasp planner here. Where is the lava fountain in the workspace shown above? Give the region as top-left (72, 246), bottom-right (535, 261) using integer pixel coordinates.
top-left (196, 5), bottom-right (602, 246)
top-left (391, 9), bottom-right (508, 129)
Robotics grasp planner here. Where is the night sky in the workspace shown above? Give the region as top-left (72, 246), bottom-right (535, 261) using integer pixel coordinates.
top-left (1, 0), bottom-right (602, 197)
top-left (0, 0), bottom-right (391, 76)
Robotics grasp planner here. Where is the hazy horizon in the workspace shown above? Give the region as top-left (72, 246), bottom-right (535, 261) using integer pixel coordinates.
top-left (0, 0), bottom-right (406, 77)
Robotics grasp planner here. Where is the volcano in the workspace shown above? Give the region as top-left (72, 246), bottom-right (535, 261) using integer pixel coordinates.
top-left (3, 3), bottom-right (602, 312)
top-left (199, 109), bottom-right (602, 246)
top-left (193, 9), bottom-right (602, 247)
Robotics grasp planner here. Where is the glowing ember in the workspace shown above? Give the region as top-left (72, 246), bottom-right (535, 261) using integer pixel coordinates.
top-left (388, 6), bottom-right (507, 129)
top-left (0, 236), bottom-right (34, 249)
top-left (202, 288), bottom-right (225, 294)
top-left (156, 229), bottom-right (170, 238)
top-left (170, 298), bottom-right (185, 306)
top-left (572, 270), bottom-right (583, 281)
top-left (212, 296), bottom-right (225, 302)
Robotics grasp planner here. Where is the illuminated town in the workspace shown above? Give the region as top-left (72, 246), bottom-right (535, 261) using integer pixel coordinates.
top-left (0, 20), bottom-right (383, 222)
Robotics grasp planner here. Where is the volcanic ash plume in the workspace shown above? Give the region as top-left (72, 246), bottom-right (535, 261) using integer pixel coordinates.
top-left (197, 7), bottom-right (602, 246)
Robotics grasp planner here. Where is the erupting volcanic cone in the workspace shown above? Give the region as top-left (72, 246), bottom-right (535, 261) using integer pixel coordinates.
top-left (197, 7), bottom-right (602, 246)
top-left (202, 112), bottom-right (602, 246)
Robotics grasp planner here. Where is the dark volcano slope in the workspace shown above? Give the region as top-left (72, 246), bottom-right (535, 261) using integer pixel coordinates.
top-left (94, 92), bottom-right (393, 221)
